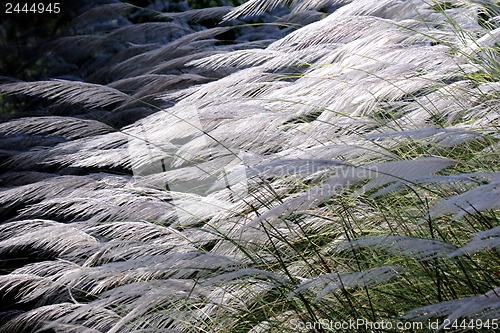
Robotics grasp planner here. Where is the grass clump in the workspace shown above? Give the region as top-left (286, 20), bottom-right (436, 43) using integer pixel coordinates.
top-left (0, 0), bottom-right (499, 332)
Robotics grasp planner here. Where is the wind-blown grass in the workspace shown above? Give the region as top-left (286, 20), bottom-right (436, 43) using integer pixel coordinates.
top-left (0, 0), bottom-right (499, 332)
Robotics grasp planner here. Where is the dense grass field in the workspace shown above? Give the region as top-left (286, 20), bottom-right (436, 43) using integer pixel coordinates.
top-left (0, 0), bottom-right (499, 332)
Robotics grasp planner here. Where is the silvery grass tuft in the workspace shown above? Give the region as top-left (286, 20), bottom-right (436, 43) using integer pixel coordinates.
top-left (0, 0), bottom-right (499, 332)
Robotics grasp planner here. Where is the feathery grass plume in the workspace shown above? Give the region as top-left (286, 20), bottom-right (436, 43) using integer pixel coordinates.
top-left (287, 265), bottom-right (404, 302)
top-left (60, 2), bottom-right (138, 35)
top-left (424, 173), bottom-right (500, 220)
top-left (0, 80), bottom-right (132, 109)
top-left (403, 287), bottom-right (500, 323)
top-left (0, 116), bottom-right (115, 139)
top-left (334, 235), bottom-right (459, 260)
top-left (0, 0), bottom-right (499, 331)
top-left (157, 6), bottom-right (234, 22)
top-left (451, 225), bottom-right (500, 256)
